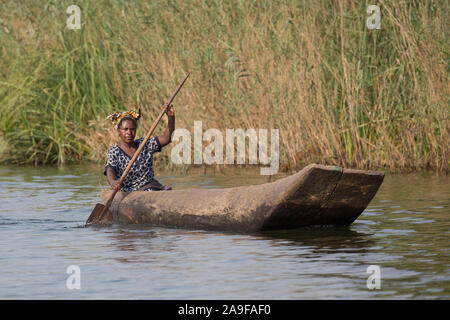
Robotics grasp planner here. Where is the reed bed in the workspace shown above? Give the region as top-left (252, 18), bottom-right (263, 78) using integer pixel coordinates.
top-left (0, 0), bottom-right (448, 173)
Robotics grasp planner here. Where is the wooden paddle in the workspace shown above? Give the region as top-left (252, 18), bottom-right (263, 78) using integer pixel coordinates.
top-left (85, 73), bottom-right (190, 226)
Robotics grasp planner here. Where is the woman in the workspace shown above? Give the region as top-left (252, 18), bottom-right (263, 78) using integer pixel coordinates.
top-left (104, 103), bottom-right (175, 192)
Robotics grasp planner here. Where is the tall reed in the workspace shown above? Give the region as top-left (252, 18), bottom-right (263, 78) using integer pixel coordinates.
top-left (0, 0), bottom-right (448, 172)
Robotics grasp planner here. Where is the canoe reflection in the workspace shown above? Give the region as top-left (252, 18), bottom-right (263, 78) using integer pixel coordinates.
top-left (103, 224), bottom-right (374, 264)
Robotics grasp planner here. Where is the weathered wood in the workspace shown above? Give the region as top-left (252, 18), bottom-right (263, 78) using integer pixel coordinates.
top-left (99, 164), bottom-right (384, 232)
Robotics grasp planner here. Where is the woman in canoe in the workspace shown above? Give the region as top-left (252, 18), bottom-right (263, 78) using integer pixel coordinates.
top-left (104, 103), bottom-right (175, 192)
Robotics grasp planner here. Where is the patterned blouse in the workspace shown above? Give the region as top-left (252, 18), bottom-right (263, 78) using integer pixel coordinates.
top-left (104, 137), bottom-right (161, 192)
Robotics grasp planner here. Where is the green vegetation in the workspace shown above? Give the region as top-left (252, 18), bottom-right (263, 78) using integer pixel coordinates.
top-left (0, 0), bottom-right (448, 172)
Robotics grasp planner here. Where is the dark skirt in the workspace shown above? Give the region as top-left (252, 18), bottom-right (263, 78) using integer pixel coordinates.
top-left (137, 179), bottom-right (172, 191)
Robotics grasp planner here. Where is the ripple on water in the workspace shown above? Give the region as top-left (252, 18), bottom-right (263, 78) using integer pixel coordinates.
top-left (0, 166), bottom-right (448, 299)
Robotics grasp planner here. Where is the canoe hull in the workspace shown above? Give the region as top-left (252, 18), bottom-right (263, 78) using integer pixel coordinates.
top-left (99, 164), bottom-right (384, 232)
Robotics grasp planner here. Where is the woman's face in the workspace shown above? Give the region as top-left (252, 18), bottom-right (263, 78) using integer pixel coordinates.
top-left (117, 119), bottom-right (136, 144)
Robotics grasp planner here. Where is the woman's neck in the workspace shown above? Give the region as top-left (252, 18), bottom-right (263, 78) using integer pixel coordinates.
top-left (119, 140), bottom-right (135, 149)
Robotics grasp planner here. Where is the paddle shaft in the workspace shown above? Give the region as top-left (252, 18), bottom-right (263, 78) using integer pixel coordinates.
top-left (99, 73), bottom-right (190, 220)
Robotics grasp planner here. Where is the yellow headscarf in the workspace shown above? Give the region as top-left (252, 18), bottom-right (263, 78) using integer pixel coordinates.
top-left (107, 109), bottom-right (141, 129)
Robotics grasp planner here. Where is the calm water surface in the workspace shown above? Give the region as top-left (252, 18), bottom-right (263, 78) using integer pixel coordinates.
top-left (0, 165), bottom-right (448, 299)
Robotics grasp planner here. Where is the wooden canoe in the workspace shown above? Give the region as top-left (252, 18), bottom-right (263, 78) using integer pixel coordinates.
top-left (99, 164), bottom-right (384, 232)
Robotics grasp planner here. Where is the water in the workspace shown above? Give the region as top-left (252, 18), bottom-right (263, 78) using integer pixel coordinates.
top-left (0, 165), bottom-right (448, 299)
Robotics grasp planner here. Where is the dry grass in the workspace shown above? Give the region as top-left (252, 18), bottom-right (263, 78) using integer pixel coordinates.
top-left (0, 0), bottom-right (448, 173)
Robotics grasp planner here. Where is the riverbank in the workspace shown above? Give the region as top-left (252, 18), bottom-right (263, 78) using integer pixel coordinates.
top-left (0, 0), bottom-right (448, 172)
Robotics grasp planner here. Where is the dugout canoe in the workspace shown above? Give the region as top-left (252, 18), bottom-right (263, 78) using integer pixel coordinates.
top-left (99, 164), bottom-right (384, 232)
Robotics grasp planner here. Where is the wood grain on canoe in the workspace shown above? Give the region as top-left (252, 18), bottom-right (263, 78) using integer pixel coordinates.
top-left (99, 164), bottom-right (384, 232)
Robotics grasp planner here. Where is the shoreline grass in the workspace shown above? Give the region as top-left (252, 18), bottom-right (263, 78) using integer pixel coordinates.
top-left (0, 0), bottom-right (448, 173)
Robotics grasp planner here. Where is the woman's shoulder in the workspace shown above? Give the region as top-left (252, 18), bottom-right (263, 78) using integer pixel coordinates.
top-left (107, 143), bottom-right (120, 155)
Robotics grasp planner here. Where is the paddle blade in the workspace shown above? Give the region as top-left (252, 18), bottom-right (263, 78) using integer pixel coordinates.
top-left (85, 203), bottom-right (113, 226)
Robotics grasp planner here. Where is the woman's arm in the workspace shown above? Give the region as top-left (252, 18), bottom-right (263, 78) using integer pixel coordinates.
top-left (158, 103), bottom-right (175, 148)
top-left (106, 167), bottom-right (120, 189)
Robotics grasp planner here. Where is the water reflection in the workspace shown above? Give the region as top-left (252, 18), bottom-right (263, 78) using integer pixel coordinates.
top-left (259, 226), bottom-right (373, 251)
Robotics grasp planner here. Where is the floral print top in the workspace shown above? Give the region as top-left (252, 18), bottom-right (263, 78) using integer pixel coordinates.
top-left (104, 137), bottom-right (161, 191)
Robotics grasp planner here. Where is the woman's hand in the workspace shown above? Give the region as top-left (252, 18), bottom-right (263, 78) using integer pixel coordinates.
top-left (111, 180), bottom-right (121, 191)
top-left (158, 103), bottom-right (176, 148)
top-left (164, 103), bottom-right (175, 117)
